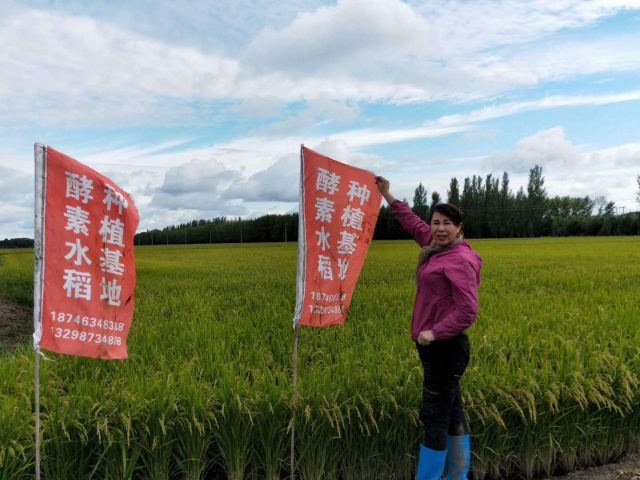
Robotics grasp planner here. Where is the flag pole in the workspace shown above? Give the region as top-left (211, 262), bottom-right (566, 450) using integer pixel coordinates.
top-left (290, 324), bottom-right (299, 479)
top-left (291, 144), bottom-right (306, 480)
top-left (34, 353), bottom-right (41, 479)
top-left (33, 143), bottom-right (46, 480)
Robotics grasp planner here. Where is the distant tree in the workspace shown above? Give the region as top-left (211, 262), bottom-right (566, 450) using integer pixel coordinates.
top-left (526, 165), bottom-right (547, 236)
top-left (514, 186), bottom-right (527, 237)
top-left (460, 177), bottom-right (473, 235)
top-left (447, 178), bottom-right (460, 207)
top-left (604, 201), bottom-right (616, 216)
top-left (498, 172), bottom-right (512, 236)
top-left (412, 183), bottom-right (429, 220)
top-left (481, 173), bottom-right (500, 237)
top-left (471, 175), bottom-right (485, 236)
top-left (594, 196), bottom-right (607, 216)
top-left (413, 183), bottom-right (427, 207)
top-left (430, 191), bottom-right (441, 209)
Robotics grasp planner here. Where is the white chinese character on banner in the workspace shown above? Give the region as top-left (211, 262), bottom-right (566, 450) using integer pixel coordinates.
top-left (337, 231), bottom-right (358, 254)
top-left (316, 168), bottom-right (340, 195)
top-left (347, 181), bottom-right (371, 206)
top-left (64, 239), bottom-right (92, 266)
top-left (100, 277), bottom-right (122, 306)
top-left (65, 172), bottom-right (94, 204)
top-left (315, 226), bottom-right (331, 251)
top-left (341, 205), bottom-right (365, 230)
top-left (318, 255), bottom-right (333, 280)
top-left (315, 197), bottom-right (335, 223)
top-left (103, 184), bottom-right (128, 214)
top-left (338, 258), bottom-right (349, 280)
top-left (64, 205), bottom-right (91, 236)
top-left (99, 216), bottom-right (125, 247)
top-left (62, 269), bottom-right (91, 300)
top-left (100, 248), bottom-right (125, 276)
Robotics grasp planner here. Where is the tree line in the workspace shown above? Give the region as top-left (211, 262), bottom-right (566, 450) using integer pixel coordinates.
top-left (0, 238), bottom-right (35, 248)
top-left (134, 165), bottom-right (638, 244)
top-left (375, 166), bottom-right (639, 239)
top-left (1, 167), bottom-right (638, 248)
top-left (134, 214), bottom-right (300, 246)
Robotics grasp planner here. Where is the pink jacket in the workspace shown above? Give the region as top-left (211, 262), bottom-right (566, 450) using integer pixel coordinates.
top-left (390, 200), bottom-right (482, 341)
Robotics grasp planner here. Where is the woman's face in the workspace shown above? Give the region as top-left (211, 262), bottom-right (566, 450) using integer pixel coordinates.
top-left (430, 212), bottom-right (462, 246)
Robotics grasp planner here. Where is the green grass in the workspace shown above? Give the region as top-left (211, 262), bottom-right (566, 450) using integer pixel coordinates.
top-left (1, 237), bottom-right (639, 479)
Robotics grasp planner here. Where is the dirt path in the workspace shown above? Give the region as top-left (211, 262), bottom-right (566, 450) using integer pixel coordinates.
top-left (0, 296), bottom-right (32, 350)
top-left (544, 454), bottom-right (640, 480)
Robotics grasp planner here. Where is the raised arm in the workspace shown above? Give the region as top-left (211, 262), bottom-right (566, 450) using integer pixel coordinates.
top-left (375, 176), bottom-right (432, 247)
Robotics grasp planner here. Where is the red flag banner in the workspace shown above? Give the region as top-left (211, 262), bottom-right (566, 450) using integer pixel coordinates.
top-left (293, 146), bottom-right (381, 327)
top-left (33, 145), bottom-right (139, 359)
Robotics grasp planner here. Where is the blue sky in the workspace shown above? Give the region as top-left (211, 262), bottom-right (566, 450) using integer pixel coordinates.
top-left (1, 0), bottom-right (640, 238)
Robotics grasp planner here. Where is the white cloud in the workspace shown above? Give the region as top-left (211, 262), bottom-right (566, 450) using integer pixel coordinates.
top-left (237, 97), bottom-right (286, 119)
top-left (478, 129), bottom-right (639, 209)
top-left (222, 139), bottom-right (384, 203)
top-left (312, 139), bottom-right (383, 171)
top-left (0, 166), bottom-right (33, 238)
top-left (0, 166), bottom-right (32, 205)
top-left (251, 97), bottom-right (359, 136)
top-left (245, 0), bottom-right (428, 75)
top-left (436, 91), bottom-right (640, 127)
top-left (462, 129), bottom-right (499, 142)
top-left (158, 158), bottom-right (240, 195)
top-left (484, 127), bottom-right (583, 173)
top-left (590, 142), bottom-right (640, 167)
top-left (151, 158), bottom-right (242, 211)
top-left (223, 153), bottom-right (300, 203)
top-left (3, 1), bottom-right (640, 128)
top-left (0, 9), bottom-right (240, 127)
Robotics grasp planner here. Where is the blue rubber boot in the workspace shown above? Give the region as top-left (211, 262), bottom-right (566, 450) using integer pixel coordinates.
top-left (416, 444), bottom-right (447, 480)
top-left (443, 435), bottom-right (471, 480)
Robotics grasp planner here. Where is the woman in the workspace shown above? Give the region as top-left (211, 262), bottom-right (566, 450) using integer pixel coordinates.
top-left (375, 176), bottom-right (482, 480)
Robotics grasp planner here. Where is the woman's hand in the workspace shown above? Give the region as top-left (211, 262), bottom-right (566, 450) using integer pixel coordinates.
top-left (417, 330), bottom-right (436, 345)
top-left (374, 176), bottom-right (397, 205)
top-left (374, 176), bottom-right (390, 195)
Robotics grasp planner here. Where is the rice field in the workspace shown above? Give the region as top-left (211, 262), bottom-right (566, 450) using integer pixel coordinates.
top-left (1, 237), bottom-right (639, 480)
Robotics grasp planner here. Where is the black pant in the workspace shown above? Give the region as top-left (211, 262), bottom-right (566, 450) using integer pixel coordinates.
top-left (416, 333), bottom-right (470, 451)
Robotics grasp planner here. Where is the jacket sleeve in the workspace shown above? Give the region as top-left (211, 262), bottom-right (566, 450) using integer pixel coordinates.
top-left (431, 258), bottom-right (479, 340)
top-left (389, 200), bottom-right (432, 247)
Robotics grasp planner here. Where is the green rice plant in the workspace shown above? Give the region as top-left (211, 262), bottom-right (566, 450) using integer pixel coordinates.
top-left (251, 375), bottom-right (290, 480)
top-left (213, 370), bottom-right (256, 480)
top-left (88, 440), bottom-right (143, 480)
top-left (1, 237), bottom-right (639, 479)
top-left (173, 373), bottom-right (216, 480)
top-left (0, 402), bottom-right (34, 480)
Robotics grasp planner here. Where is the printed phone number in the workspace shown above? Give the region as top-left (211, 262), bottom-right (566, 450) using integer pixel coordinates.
top-left (51, 311), bottom-right (124, 332)
top-left (53, 328), bottom-right (122, 345)
top-left (309, 305), bottom-right (345, 315)
top-left (310, 292), bottom-right (347, 302)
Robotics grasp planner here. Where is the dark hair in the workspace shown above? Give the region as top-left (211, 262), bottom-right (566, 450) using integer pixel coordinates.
top-left (429, 203), bottom-right (463, 226)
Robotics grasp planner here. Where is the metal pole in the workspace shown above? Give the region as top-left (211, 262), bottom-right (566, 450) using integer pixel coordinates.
top-left (290, 325), bottom-right (299, 479)
top-left (35, 353), bottom-right (41, 480)
top-left (33, 143), bottom-right (46, 480)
